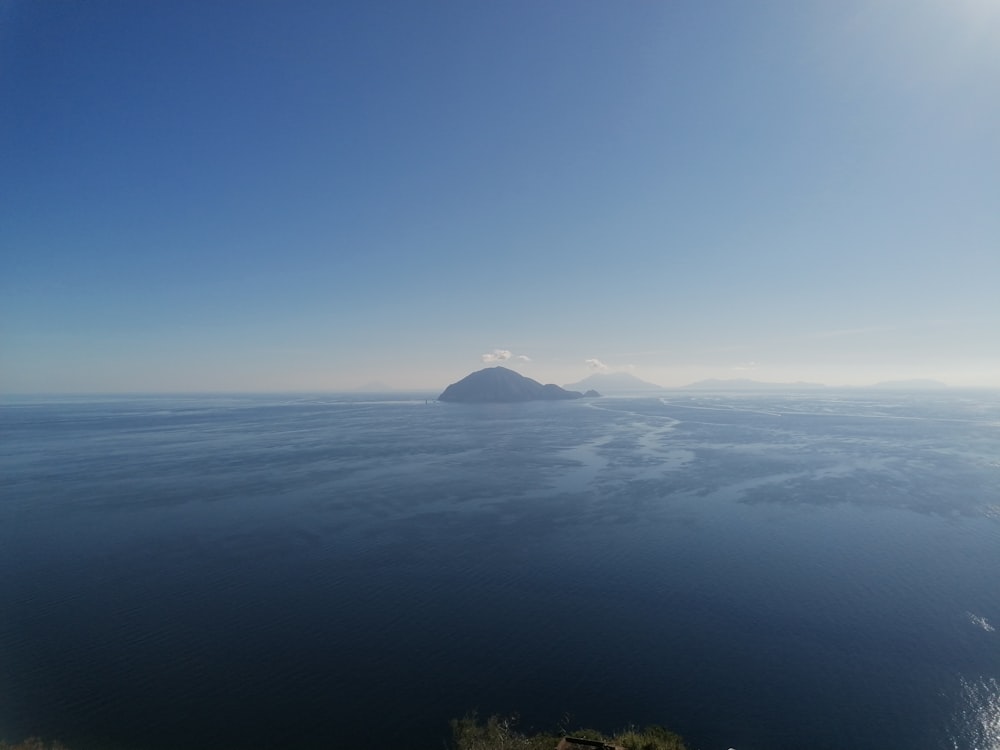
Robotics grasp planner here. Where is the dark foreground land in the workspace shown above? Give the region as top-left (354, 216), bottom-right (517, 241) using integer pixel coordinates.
top-left (2, 716), bottom-right (687, 750)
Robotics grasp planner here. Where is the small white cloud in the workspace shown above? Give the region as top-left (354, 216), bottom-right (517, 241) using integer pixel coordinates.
top-left (585, 358), bottom-right (609, 371)
top-left (516, 354), bottom-right (532, 362)
top-left (482, 349), bottom-right (513, 363)
top-left (734, 361), bottom-right (758, 372)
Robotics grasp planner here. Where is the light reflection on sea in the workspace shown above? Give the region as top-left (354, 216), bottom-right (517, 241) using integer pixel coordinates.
top-left (952, 678), bottom-right (1000, 750)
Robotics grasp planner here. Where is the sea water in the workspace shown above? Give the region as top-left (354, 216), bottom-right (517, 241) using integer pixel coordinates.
top-left (2, 391), bottom-right (999, 749)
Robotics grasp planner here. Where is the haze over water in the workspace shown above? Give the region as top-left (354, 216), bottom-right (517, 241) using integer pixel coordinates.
top-left (3, 390), bottom-right (999, 749)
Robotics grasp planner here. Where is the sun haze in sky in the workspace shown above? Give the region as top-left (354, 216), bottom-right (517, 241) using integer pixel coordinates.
top-left (1, 1), bottom-right (997, 392)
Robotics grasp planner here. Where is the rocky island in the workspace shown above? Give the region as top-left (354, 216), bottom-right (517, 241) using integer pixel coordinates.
top-left (438, 366), bottom-right (595, 403)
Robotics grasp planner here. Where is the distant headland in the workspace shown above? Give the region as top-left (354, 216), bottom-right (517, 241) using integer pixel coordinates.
top-left (681, 377), bottom-right (825, 391)
top-left (680, 377), bottom-right (951, 391)
top-left (438, 367), bottom-right (598, 403)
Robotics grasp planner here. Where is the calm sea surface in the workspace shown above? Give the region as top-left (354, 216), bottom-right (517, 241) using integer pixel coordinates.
top-left (2, 391), bottom-right (1000, 749)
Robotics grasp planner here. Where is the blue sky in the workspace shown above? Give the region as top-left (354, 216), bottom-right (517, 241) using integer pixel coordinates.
top-left (2, 0), bottom-right (998, 391)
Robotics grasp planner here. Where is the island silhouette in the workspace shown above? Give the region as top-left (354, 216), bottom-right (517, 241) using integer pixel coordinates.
top-left (438, 366), bottom-right (596, 403)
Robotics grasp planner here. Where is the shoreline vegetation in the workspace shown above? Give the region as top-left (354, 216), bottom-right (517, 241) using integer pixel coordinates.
top-left (451, 714), bottom-right (687, 750)
top-left (1, 714), bottom-right (688, 750)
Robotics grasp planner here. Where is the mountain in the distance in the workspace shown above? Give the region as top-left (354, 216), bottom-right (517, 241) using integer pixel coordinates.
top-left (564, 372), bottom-right (663, 392)
top-left (682, 378), bottom-right (826, 390)
top-left (870, 379), bottom-right (949, 390)
top-left (438, 366), bottom-right (586, 403)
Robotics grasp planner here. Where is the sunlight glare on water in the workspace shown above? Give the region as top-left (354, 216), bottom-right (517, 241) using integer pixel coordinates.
top-left (953, 678), bottom-right (1000, 750)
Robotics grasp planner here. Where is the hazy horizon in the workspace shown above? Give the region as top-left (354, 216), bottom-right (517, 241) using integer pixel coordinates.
top-left (3, 2), bottom-right (998, 392)
top-left (0, 356), bottom-right (996, 394)
top-left (2, 367), bottom-right (993, 396)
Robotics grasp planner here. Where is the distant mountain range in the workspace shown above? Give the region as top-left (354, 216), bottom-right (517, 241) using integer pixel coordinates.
top-left (681, 378), bottom-right (951, 390)
top-left (564, 372), bottom-right (663, 392)
top-left (681, 378), bottom-right (826, 391)
top-left (424, 371), bottom-right (953, 399)
top-left (870, 379), bottom-right (949, 390)
top-left (439, 366), bottom-right (595, 403)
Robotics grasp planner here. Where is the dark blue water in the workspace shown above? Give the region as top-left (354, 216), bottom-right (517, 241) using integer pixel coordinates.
top-left (2, 392), bottom-right (999, 749)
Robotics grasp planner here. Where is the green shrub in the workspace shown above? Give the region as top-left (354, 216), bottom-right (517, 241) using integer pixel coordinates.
top-left (450, 714), bottom-right (687, 750)
top-left (0, 740), bottom-right (69, 750)
top-left (451, 712), bottom-right (561, 750)
top-left (613, 724), bottom-right (687, 750)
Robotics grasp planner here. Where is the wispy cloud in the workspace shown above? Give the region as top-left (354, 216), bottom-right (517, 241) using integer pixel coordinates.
top-left (482, 349), bottom-right (512, 363)
top-left (807, 325), bottom-right (898, 340)
top-left (516, 354), bottom-right (532, 362)
top-left (585, 358), bottom-right (609, 371)
top-left (733, 361), bottom-right (758, 372)
top-left (614, 349), bottom-right (673, 358)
